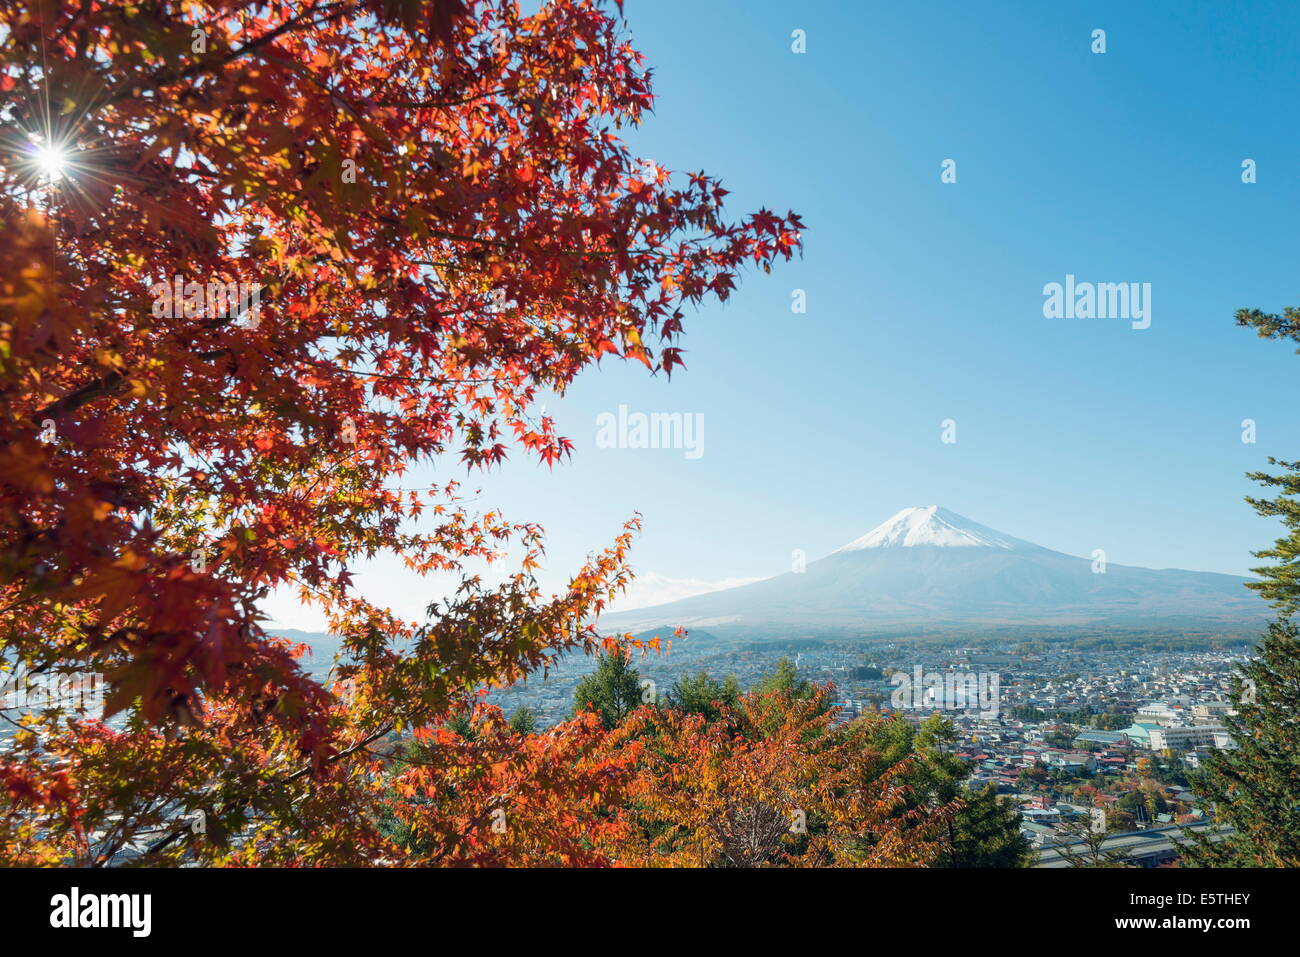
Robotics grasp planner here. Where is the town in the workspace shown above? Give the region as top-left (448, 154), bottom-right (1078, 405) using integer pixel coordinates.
top-left (485, 629), bottom-right (1252, 866)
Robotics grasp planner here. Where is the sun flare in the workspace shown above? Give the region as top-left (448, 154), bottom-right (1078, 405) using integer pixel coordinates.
top-left (32, 142), bottom-right (68, 181)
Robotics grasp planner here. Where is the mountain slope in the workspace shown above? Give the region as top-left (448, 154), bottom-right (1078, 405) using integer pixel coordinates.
top-left (601, 506), bottom-right (1266, 636)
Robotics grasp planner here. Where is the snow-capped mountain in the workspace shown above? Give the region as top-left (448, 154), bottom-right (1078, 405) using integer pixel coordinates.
top-left (832, 506), bottom-right (1037, 552)
top-left (600, 506), bottom-right (1267, 637)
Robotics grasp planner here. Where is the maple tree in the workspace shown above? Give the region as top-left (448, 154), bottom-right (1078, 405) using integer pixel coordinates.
top-left (0, 0), bottom-right (802, 865)
top-left (596, 685), bottom-right (953, 867)
top-left (370, 682), bottom-right (959, 868)
top-left (376, 705), bottom-right (636, 866)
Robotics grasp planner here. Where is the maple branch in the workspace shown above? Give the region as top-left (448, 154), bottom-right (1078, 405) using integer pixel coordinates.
top-left (31, 348), bottom-right (228, 423)
top-left (364, 87), bottom-right (513, 110)
top-left (315, 360), bottom-right (529, 387)
top-left (29, 256), bottom-right (312, 423)
top-left (221, 3), bottom-right (350, 66)
top-left (32, 369), bottom-right (129, 423)
top-left (258, 49), bottom-right (368, 123)
top-left (140, 720), bottom-right (396, 862)
top-left (283, 721), bottom-right (397, 784)
top-left (94, 3), bottom-right (353, 111)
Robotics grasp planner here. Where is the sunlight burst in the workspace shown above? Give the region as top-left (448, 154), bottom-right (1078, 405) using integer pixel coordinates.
top-left (32, 142), bottom-right (69, 182)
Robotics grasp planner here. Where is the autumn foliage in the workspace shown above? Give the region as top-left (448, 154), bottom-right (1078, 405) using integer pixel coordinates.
top-left (598, 685), bottom-right (951, 867)
top-left (370, 684), bottom-right (954, 868)
top-left (0, 0), bottom-right (812, 865)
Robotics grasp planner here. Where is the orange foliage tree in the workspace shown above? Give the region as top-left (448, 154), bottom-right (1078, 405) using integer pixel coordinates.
top-left (0, 0), bottom-right (801, 864)
top-left (597, 687), bottom-right (953, 867)
top-left (377, 706), bottom-right (637, 866)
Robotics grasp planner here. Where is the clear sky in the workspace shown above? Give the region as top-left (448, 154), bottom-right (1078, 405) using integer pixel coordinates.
top-left (267, 0), bottom-right (1300, 631)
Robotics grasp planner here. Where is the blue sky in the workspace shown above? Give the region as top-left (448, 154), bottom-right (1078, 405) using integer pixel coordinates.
top-left (268, 0), bottom-right (1300, 629)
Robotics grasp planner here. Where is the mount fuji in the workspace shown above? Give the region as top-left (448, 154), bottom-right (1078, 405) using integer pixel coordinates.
top-left (600, 506), bottom-right (1268, 637)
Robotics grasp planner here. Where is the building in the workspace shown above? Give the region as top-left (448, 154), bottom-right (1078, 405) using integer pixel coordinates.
top-left (1136, 702), bottom-right (1182, 725)
top-left (1119, 722), bottom-right (1161, 748)
top-left (1147, 725), bottom-right (1226, 751)
top-left (1073, 730), bottom-right (1129, 748)
top-left (1020, 821), bottom-right (1061, 847)
top-left (1192, 701), bottom-right (1235, 719)
top-left (1022, 807), bottom-right (1061, 824)
top-left (1035, 823), bottom-right (1233, 868)
top-left (1041, 750), bottom-right (1097, 772)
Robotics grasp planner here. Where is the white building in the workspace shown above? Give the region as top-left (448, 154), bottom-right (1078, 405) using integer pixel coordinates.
top-left (1148, 725), bottom-right (1226, 751)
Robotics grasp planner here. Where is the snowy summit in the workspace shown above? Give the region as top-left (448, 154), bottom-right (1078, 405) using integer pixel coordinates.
top-left (601, 503), bottom-right (1263, 635)
top-left (833, 506), bottom-right (1033, 551)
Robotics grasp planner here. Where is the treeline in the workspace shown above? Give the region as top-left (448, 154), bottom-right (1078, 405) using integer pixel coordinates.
top-left (372, 655), bottom-right (1034, 867)
top-left (1011, 704), bottom-right (1132, 731)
